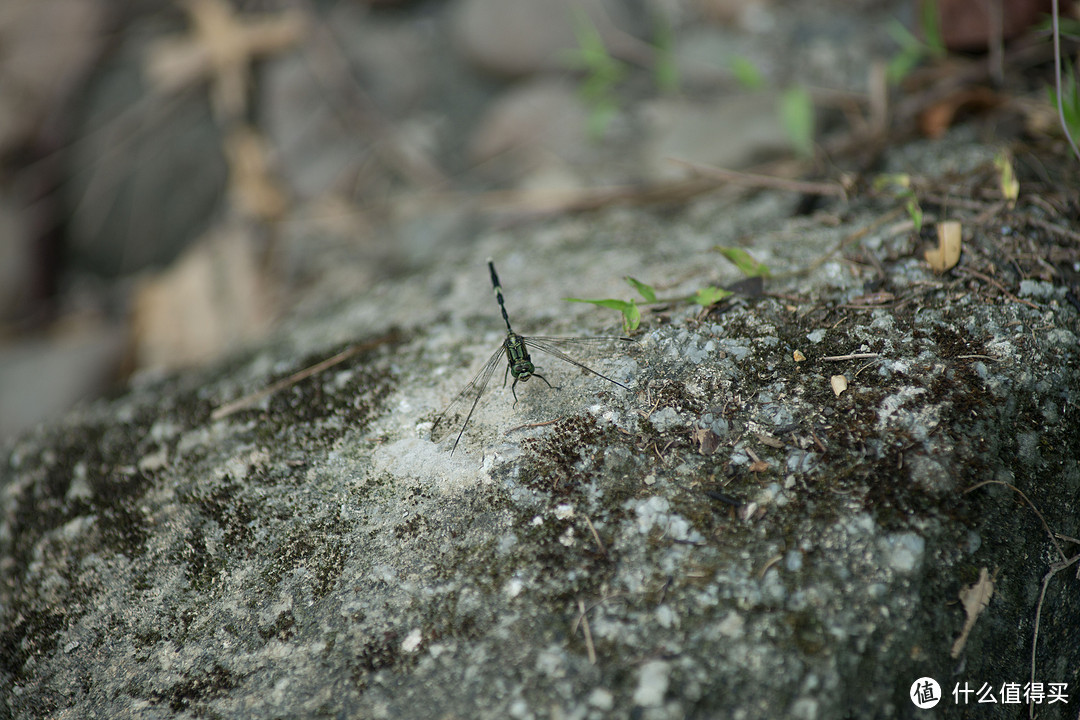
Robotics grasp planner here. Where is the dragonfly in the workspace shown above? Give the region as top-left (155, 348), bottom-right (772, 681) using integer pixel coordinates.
top-left (432, 260), bottom-right (632, 455)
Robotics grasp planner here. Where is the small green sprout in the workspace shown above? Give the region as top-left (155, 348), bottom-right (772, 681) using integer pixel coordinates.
top-left (873, 173), bottom-right (923, 231)
top-left (715, 247), bottom-right (772, 278)
top-left (693, 286), bottom-right (734, 306)
top-left (566, 275), bottom-right (654, 333)
top-left (563, 9), bottom-right (627, 138)
top-left (1047, 58), bottom-right (1080, 146)
top-left (567, 276), bottom-right (652, 333)
top-left (886, 0), bottom-right (946, 84)
top-left (729, 55), bottom-right (765, 90)
top-left (652, 12), bottom-right (680, 94)
top-left (779, 87), bottom-right (815, 159)
top-left (565, 297), bottom-right (641, 334)
top-left (567, 252), bottom-right (771, 330)
top-left (624, 276), bottom-right (657, 303)
top-left (993, 151), bottom-right (1019, 205)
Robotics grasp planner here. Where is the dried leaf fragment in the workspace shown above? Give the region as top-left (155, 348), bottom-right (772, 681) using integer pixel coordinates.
top-left (951, 567), bottom-right (995, 658)
top-left (848, 291), bottom-right (895, 306)
top-left (925, 221), bottom-right (961, 272)
top-left (755, 433), bottom-right (784, 449)
top-left (918, 88), bottom-right (1001, 139)
top-left (994, 151), bottom-right (1019, 206)
top-left (830, 375), bottom-right (847, 397)
top-left (793, 349), bottom-right (806, 362)
top-left (692, 427), bottom-right (721, 456)
top-left (225, 124), bottom-right (288, 221)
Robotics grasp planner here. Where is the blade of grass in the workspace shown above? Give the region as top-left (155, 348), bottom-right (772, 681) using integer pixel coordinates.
top-left (625, 276), bottom-right (657, 302)
top-left (716, 247), bottom-right (772, 278)
top-left (565, 297), bottom-right (640, 332)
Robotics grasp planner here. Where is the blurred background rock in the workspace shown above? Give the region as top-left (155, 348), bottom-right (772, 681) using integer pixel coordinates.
top-left (0, 0), bottom-right (1064, 439)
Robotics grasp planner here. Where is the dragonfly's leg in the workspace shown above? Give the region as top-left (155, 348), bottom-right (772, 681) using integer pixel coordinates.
top-left (510, 376), bottom-right (520, 405)
top-left (503, 363), bottom-right (510, 388)
top-left (533, 373), bottom-right (553, 390)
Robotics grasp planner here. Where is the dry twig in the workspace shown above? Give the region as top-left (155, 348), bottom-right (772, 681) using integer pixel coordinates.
top-left (211, 331), bottom-right (398, 420)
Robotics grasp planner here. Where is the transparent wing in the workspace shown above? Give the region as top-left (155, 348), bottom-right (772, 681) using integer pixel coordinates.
top-left (524, 336), bottom-right (634, 390)
top-left (431, 344), bottom-right (507, 455)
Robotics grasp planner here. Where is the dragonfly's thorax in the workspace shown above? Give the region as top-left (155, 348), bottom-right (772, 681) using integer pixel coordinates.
top-left (503, 333), bottom-right (535, 380)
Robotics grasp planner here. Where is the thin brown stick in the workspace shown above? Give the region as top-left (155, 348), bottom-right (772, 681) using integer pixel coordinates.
top-left (577, 598), bottom-right (597, 665)
top-left (820, 353), bottom-right (880, 362)
top-left (757, 554), bottom-right (783, 580)
top-left (504, 419), bottom-right (560, 435)
top-left (211, 332), bottom-right (398, 420)
top-left (582, 514), bottom-right (607, 557)
top-left (781, 208), bottom-right (906, 280)
top-left (963, 480), bottom-right (1066, 562)
top-left (477, 177), bottom-right (724, 216)
top-left (668, 158), bottom-right (848, 198)
top-left (919, 192), bottom-right (999, 212)
top-left (1029, 553), bottom-right (1080, 720)
top-left (1020, 214), bottom-right (1080, 244)
top-left (956, 267), bottom-right (1041, 310)
top-left (853, 360), bottom-right (878, 379)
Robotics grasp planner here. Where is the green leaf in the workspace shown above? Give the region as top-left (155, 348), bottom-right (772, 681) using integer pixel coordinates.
top-left (1031, 15), bottom-right (1080, 38)
top-left (873, 173), bottom-right (911, 192)
top-left (886, 18), bottom-right (921, 50)
top-left (566, 297), bottom-right (629, 312)
top-left (729, 56), bottom-right (764, 90)
top-left (622, 300), bottom-right (641, 332)
top-left (918, 0), bottom-right (945, 58)
top-left (565, 297), bottom-right (640, 333)
top-left (886, 48), bottom-right (922, 85)
top-left (905, 196), bottom-right (923, 232)
top-left (885, 19), bottom-right (926, 84)
top-left (779, 86), bottom-right (815, 158)
top-left (993, 151), bottom-right (1019, 203)
top-left (1048, 58), bottom-right (1080, 141)
top-left (624, 276), bottom-right (657, 302)
top-left (873, 173), bottom-right (923, 230)
top-left (562, 7), bottom-right (626, 140)
top-left (716, 247), bottom-right (771, 278)
top-left (652, 13), bottom-right (680, 93)
top-left (694, 287), bottom-right (733, 307)
top-left (567, 8), bottom-right (608, 67)
top-left (885, 3), bottom-right (944, 85)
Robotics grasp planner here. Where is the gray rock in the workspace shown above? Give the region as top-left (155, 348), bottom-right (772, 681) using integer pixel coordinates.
top-left (641, 93), bottom-right (791, 177)
top-left (451, 0), bottom-right (637, 78)
top-left (3, 144), bottom-right (1079, 720)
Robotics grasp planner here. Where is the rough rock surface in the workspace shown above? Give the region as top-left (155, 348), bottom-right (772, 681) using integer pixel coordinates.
top-left (3, 139), bottom-right (1079, 718)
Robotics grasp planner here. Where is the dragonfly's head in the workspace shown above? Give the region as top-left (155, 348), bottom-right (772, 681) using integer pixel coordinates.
top-left (511, 360), bottom-right (535, 381)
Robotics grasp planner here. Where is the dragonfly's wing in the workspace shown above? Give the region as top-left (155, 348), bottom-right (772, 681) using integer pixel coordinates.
top-left (431, 345), bottom-right (506, 455)
top-left (525, 336), bottom-right (633, 390)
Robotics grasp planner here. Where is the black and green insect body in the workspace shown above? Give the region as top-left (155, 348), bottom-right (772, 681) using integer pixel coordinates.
top-left (432, 260), bottom-right (632, 455)
top-left (490, 261), bottom-right (551, 400)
